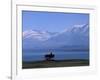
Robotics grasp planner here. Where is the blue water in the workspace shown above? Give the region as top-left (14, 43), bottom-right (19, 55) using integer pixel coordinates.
top-left (22, 51), bottom-right (89, 61)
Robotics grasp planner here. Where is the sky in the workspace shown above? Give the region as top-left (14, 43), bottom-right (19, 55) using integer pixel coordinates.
top-left (22, 10), bottom-right (89, 32)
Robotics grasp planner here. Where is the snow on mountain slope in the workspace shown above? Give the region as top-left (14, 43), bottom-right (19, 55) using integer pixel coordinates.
top-left (23, 30), bottom-right (57, 41)
top-left (44, 24), bottom-right (89, 46)
top-left (23, 29), bottom-right (57, 49)
top-left (23, 24), bottom-right (89, 49)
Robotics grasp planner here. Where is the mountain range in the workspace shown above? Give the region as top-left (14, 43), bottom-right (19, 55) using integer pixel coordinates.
top-left (23, 24), bottom-right (89, 51)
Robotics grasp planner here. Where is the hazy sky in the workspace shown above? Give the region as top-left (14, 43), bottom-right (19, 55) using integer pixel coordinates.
top-left (22, 10), bottom-right (89, 32)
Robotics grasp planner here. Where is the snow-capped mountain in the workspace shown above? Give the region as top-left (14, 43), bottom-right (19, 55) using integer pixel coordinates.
top-left (42, 24), bottom-right (89, 48)
top-left (23, 24), bottom-right (89, 50)
top-left (23, 30), bottom-right (57, 41)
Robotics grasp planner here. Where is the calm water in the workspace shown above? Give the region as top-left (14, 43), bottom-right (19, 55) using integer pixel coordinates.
top-left (22, 51), bottom-right (89, 62)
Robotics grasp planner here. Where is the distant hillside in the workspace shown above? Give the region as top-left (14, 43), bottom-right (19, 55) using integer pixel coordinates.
top-left (23, 24), bottom-right (89, 50)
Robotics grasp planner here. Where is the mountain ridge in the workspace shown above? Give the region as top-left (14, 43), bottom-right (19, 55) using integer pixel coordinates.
top-left (23, 24), bottom-right (89, 50)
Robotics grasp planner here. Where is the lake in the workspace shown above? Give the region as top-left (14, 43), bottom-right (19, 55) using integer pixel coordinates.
top-left (22, 50), bottom-right (89, 62)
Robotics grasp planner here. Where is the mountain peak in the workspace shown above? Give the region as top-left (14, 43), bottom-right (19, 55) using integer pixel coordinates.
top-left (23, 24), bottom-right (89, 49)
top-left (23, 29), bottom-right (57, 41)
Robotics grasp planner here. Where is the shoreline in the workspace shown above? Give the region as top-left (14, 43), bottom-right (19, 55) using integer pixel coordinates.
top-left (22, 59), bottom-right (89, 69)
